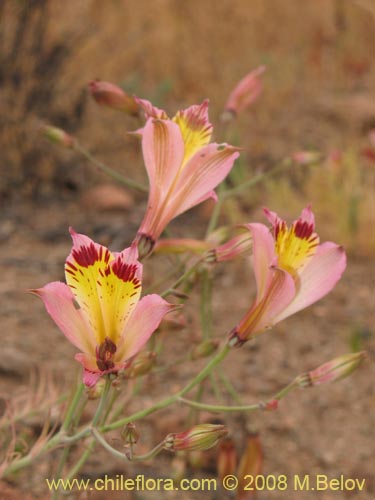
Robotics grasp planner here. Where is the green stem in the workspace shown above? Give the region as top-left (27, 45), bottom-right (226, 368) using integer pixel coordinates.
top-left (2, 344), bottom-right (231, 477)
top-left (179, 378), bottom-right (299, 413)
top-left (217, 370), bottom-right (243, 405)
top-left (61, 383), bottom-right (85, 432)
top-left (160, 257), bottom-right (204, 298)
top-left (91, 428), bottom-right (164, 462)
top-left (102, 342), bottom-right (231, 432)
top-left (74, 142), bottom-right (148, 193)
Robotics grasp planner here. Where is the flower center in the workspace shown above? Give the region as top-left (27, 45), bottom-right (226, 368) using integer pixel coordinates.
top-left (274, 218), bottom-right (319, 275)
top-left (96, 336), bottom-right (117, 371)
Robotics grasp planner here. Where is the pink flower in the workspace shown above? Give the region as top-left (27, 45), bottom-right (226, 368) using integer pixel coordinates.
top-left (134, 99), bottom-right (240, 256)
top-left (32, 229), bottom-right (173, 386)
top-left (88, 80), bottom-right (139, 116)
top-left (229, 207), bottom-right (346, 345)
top-left (223, 65), bottom-right (265, 118)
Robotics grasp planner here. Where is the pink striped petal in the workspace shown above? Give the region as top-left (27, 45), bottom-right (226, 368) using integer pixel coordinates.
top-left (116, 294), bottom-right (174, 360)
top-left (32, 282), bottom-right (95, 354)
top-left (169, 143), bottom-right (240, 217)
top-left (245, 223), bottom-right (276, 302)
top-left (237, 267), bottom-right (296, 339)
top-left (274, 242), bottom-right (346, 323)
top-left (141, 118), bottom-right (185, 198)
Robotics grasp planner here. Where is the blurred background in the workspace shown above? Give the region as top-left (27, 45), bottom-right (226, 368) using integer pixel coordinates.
top-left (0, 1), bottom-right (374, 499)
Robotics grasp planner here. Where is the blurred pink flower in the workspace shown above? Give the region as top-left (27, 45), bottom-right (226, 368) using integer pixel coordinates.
top-left (223, 65), bottom-right (265, 118)
top-left (32, 229), bottom-right (173, 386)
top-left (134, 99), bottom-right (240, 256)
top-left (291, 151), bottom-right (321, 165)
top-left (88, 80), bottom-right (139, 116)
top-left (229, 207), bottom-right (346, 345)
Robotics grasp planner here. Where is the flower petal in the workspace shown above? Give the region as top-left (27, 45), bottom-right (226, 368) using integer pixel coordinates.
top-left (168, 143), bottom-right (240, 217)
top-left (135, 97), bottom-right (168, 119)
top-left (173, 100), bottom-right (213, 165)
top-left (75, 353), bottom-right (102, 387)
top-left (116, 294), bottom-right (174, 361)
top-left (65, 230), bottom-right (142, 345)
top-left (245, 223), bottom-right (275, 302)
top-left (141, 118), bottom-right (185, 198)
top-left (274, 242), bottom-right (346, 323)
top-left (237, 267), bottom-right (296, 339)
top-left (32, 282), bottom-right (95, 354)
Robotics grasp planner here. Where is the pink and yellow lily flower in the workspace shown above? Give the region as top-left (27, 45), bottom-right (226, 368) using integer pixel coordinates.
top-left (33, 229), bottom-right (174, 386)
top-left (134, 98), bottom-right (240, 257)
top-left (229, 207), bottom-right (347, 345)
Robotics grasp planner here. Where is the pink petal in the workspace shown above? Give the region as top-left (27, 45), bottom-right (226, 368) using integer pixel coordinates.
top-left (116, 294), bottom-right (174, 360)
top-left (245, 223), bottom-right (276, 301)
top-left (274, 242), bottom-right (346, 323)
top-left (142, 118), bottom-right (185, 198)
top-left (135, 97), bottom-right (168, 119)
top-left (32, 282), bottom-right (95, 354)
top-left (75, 354), bottom-right (102, 387)
top-left (169, 143), bottom-right (240, 217)
top-left (237, 267), bottom-right (296, 338)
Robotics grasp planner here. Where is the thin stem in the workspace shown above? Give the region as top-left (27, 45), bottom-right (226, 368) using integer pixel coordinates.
top-left (91, 428), bottom-right (165, 462)
top-left (179, 378), bottom-right (300, 413)
top-left (160, 257), bottom-right (204, 298)
top-left (179, 398), bottom-right (260, 413)
top-left (61, 383), bottom-right (85, 432)
top-left (92, 377), bottom-right (112, 427)
top-left (200, 268), bottom-right (212, 340)
top-left (74, 142), bottom-right (148, 193)
top-left (102, 342), bottom-right (231, 432)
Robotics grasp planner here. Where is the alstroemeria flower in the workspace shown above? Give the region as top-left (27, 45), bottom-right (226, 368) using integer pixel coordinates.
top-left (229, 207), bottom-right (346, 345)
top-left (33, 229), bottom-right (173, 386)
top-left (134, 99), bottom-right (240, 257)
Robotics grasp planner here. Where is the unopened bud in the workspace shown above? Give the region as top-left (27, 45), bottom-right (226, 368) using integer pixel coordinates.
top-left (262, 399), bottom-right (279, 411)
top-left (120, 423), bottom-right (139, 445)
top-left (217, 437), bottom-right (237, 480)
top-left (296, 351), bottom-right (367, 387)
top-left (291, 151), bottom-right (322, 166)
top-left (237, 434), bottom-right (263, 499)
top-left (125, 351), bottom-right (156, 379)
top-left (205, 230), bottom-right (252, 263)
top-left (41, 125), bottom-right (74, 148)
top-left (88, 80), bottom-right (139, 116)
top-left (190, 340), bottom-right (219, 360)
top-left (164, 424), bottom-right (228, 452)
top-left (222, 65), bottom-right (265, 119)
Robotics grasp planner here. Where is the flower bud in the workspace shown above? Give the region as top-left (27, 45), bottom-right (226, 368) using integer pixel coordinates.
top-left (88, 80), bottom-right (139, 116)
top-left (237, 434), bottom-right (263, 499)
top-left (164, 424), bottom-right (228, 452)
top-left (217, 437), bottom-right (237, 480)
top-left (190, 340), bottom-right (219, 360)
top-left (222, 65), bottom-right (265, 119)
top-left (125, 351), bottom-right (156, 379)
top-left (296, 351), bottom-right (367, 387)
top-left (205, 230), bottom-right (252, 263)
top-left (120, 423), bottom-right (139, 445)
top-left (41, 125), bottom-right (74, 148)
